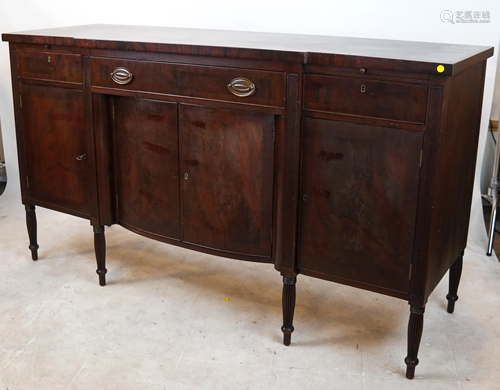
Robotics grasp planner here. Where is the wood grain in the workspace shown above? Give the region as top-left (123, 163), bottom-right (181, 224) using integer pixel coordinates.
top-left (17, 50), bottom-right (82, 83)
top-left (20, 84), bottom-right (90, 217)
top-left (113, 97), bottom-right (181, 240)
top-left (179, 104), bottom-right (275, 257)
top-left (298, 118), bottom-right (422, 294)
top-left (3, 25), bottom-right (493, 75)
top-left (91, 57), bottom-right (286, 108)
top-left (304, 74), bottom-right (428, 124)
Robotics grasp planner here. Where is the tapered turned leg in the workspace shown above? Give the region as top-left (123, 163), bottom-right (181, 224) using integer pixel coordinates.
top-left (25, 205), bottom-right (39, 261)
top-left (446, 252), bottom-right (464, 314)
top-left (93, 226), bottom-right (107, 286)
top-left (405, 306), bottom-right (425, 379)
top-left (281, 276), bottom-right (297, 346)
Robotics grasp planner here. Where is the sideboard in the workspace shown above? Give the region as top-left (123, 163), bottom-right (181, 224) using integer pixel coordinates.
top-left (2, 25), bottom-right (493, 379)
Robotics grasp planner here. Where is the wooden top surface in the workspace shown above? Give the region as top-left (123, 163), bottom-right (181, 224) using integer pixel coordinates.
top-left (2, 24), bottom-right (494, 75)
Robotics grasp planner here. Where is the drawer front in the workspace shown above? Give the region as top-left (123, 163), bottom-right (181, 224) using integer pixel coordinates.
top-left (91, 57), bottom-right (286, 108)
top-left (304, 74), bottom-right (428, 123)
top-left (17, 51), bottom-right (82, 83)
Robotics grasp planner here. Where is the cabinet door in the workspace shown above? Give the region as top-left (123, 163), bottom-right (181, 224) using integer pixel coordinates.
top-left (298, 118), bottom-right (423, 294)
top-left (113, 97), bottom-right (180, 240)
top-left (20, 84), bottom-right (89, 217)
top-left (179, 104), bottom-right (274, 257)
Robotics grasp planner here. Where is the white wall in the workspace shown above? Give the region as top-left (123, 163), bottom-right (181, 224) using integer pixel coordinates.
top-left (493, 60), bottom-right (500, 120)
top-left (1, 0), bottom-right (499, 248)
top-left (0, 122), bottom-right (4, 163)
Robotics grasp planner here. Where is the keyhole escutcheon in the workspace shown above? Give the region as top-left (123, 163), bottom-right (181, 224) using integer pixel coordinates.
top-left (360, 85), bottom-right (366, 93)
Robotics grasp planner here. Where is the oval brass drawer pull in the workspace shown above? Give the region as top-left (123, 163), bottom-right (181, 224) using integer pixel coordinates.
top-left (227, 77), bottom-right (256, 97)
top-left (110, 67), bottom-right (133, 85)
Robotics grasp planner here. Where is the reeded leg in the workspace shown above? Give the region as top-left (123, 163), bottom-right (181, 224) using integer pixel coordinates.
top-left (405, 306), bottom-right (425, 379)
top-left (93, 226), bottom-right (107, 286)
top-left (25, 205), bottom-right (39, 260)
top-left (281, 276), bottom-right (297, 346)
top-left (446, 252), bottom-right (464, 314)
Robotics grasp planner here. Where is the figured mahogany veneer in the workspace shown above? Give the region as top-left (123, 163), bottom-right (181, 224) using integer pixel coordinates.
top-left (17, 50), bottom-right (83, 84)
top-left (2, 24), bottom-right (493, 379)
top-left (19, 84), bottom-right (89, 217)
top-left (303, 74), bottom-right (428, 123)
top-left (91, 58), bottom-right (286, 108)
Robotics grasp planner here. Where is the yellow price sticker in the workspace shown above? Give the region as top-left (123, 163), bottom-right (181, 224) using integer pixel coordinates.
top-left (437, 65), bottom-right (445, 73)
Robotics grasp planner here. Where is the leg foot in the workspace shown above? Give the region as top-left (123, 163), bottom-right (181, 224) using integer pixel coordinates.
top-left (93, 226), bottom-right (107, 286)
top-left (25, 205), bottom-right (39, 260)
top-left (446, 252), bottom-right (463, 314)
top-left (281, 276), bottom-right (296, 346)
top-left (405, 306), bottom-right (425, 379)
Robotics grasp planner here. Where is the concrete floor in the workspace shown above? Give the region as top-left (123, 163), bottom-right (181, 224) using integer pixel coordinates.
top-left (1, 192), bottom-right (500, 389)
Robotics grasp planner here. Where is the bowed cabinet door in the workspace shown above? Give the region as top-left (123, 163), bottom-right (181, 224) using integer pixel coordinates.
top-left (179, 104), bottom-right (275, 258)
top-left (298, 118), bottom-right (423, 295)
top-left (113, 97), bottom-right (180, 240)
top-left (19, 84), bottom-right (90, 218)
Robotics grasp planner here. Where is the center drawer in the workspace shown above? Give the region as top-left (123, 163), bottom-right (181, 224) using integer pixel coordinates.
top-left (90, 57), bottom-right (286, 108)
top-left (304, 74), bottom-right (428, 124)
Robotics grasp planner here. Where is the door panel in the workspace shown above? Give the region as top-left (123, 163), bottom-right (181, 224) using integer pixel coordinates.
top-left (179, 104), bottom-right (274, 257)
top-left (20, 84), bottom-right (89, 216)
top-left (113, 97), bottom-right (180, 239)
top-left (298, 118), bottom-right (423, 293)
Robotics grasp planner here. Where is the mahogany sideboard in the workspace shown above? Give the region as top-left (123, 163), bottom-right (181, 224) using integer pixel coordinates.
top-left (2, 25), bottom-right (493, 379)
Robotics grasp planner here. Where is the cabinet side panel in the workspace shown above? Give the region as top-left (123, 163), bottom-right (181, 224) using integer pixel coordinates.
top-left (113, 97), bottom-right (180, 240)
top-left (9, 49), bottom-right (29, 200)
top-left (179, 104), bottom-right (274, 258)
top-left (424, 61), bottom-right (486, 300)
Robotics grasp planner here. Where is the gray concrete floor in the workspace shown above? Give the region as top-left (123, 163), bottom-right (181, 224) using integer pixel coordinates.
top-left (1, 193), bottom-right (500, 389)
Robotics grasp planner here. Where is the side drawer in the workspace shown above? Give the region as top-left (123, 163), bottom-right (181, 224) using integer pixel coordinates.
top-left (304, 74), bottom-right (428, 124)
top-left (17, 51), bottom-right (82, 83)
top-left (90, 57), bottom-right (286, 108)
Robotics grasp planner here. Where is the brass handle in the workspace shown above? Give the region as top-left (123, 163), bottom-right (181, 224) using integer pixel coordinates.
top-left (76, 153), bottom-right (87, 161)
top-left (110, 67), bottom-right (133, 85)
top-left (227, 77), bottom-right (256, 97)
top-left (359, 67), bottom-right (367, 74)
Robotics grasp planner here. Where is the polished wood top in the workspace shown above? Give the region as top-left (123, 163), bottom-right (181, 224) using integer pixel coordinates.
top-left (2, 24), bottom-right (494, 75)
